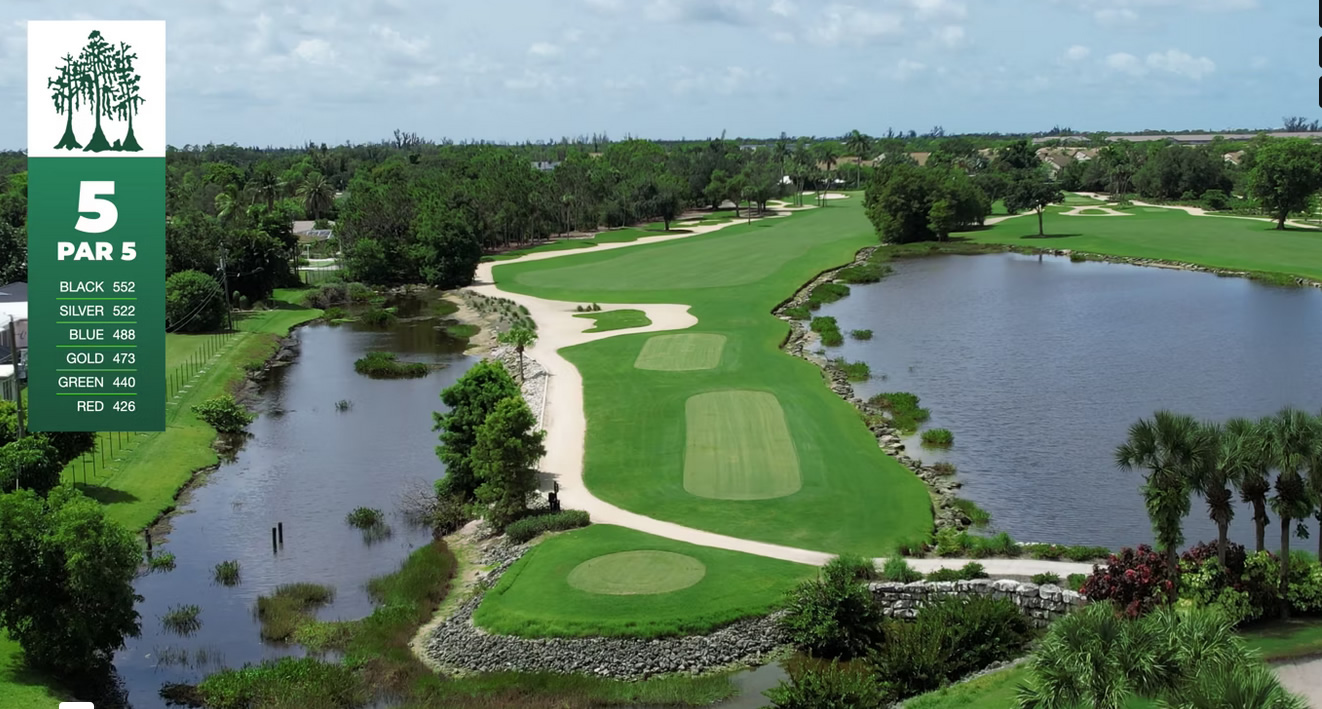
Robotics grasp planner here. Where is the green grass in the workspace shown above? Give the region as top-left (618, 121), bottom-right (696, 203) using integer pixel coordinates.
top-left (683, 390), bottom-right (802, 501)
top-left (354, 351), bottom-right (430, 378)
top-left (483, 224), bottom-right (691, 262)
top-left (493, 199), bottom-right (932, 554)
top-left (0, 635), bottom-right (65, 708)
top-left (903, 664), bottom-right (1156, 709)
top-left (573, 309), bottom-right (652, 332)
top-left (472, 525), bottom-right (815, 637)
top-left (963, 206), bottom-right (1322, 283)
top-left (445, 323), bottom-right (480, 339)
top-left (256, 583), bottom-right (336, 643)
top-left (634, 333), bottom-right (727, 371)
top-left (566, 550), bottom-right (707, 595)
top-left (1242, 618), bottom-right (1322, 661)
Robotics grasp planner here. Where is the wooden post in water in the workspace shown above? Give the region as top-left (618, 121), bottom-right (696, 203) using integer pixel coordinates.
top-left (272, 527), bottom-right (278, 554)
top-left (144, 529), bottom-right (152, 552)
top-left (278, 522), bottom-right (284, 547)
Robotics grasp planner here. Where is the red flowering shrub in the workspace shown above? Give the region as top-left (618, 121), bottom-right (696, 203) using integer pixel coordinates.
top-left (1180, 541), bottom-right (1247, 576)
top-left (1079, 545), bottom-right (1176, 618)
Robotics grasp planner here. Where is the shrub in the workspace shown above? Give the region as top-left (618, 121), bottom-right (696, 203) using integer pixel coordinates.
top-left (780, 564), bottom-right (886, 660)
top-left (1202, 188), bottom-right (1229, 211)
top-left (1066, 573), bottom-right (1087, 591)
top-left (1031, 572), bottom-right (1061, 586)
top-left (926, 562), bottom-right (988, 582)
top-left (1286, 553), bottom-right (1322, 614)
top-left (819, 329), bottom-right (844, 347)
top-left (354, 351), bottom-right (429, 379)
top-left (214, 560), bottom-right (240, 586)
top-left (808, 282), bottom-right (851, 307)
top-left (871, 596), bottom-right (1031, 699)
top-left (921, 428), bottom-right (954, 447)
top-left (345, 507), bottom-right (384, 529)
top-left (431, 493), bottom-right (472, 537)
top-left (869, 392), bottom-right (931, 434)
top-left (198, 657), bottom-right (367, 709)
top-left (1024, 543), bottom-right (1064, 560)
top-left (934, 527), bottom-right (971, 558)
top-left (882, 556), bottom-right (923, 583)
top-left (504, 509), bottom-right (591, 544)
top-left (148, 552), bottom-right (176, 572)
top-left (830, 358), bottom-right (870, 381)
top-left (764, 658), bottom-right (893, 709)
top-left (323, 306), bottom-right (346, 320)
top-left (446, 324), bottom-right (480, 339)
top-left (256, 583), bottom-right (335, 642)
top-left (784, 305), bottom-right (811, 320)
top-left (166, 270), bottom-right (229, 333)
top-left (161, 604), bottom-right (202, 636)
top-left (1178, 542), bottom-right (1281, 623)
top-left (824, 554), bottom-right (878, 583)
top-left (850, 329), bottom-right (874, 341)
top-left (930, 461), bottom-right (957, 476)
top-left (837, 262), bottom-right (892, 284)
top-left (358, 306), bottom-right (396, 327)
top-left (192, 395), bottom-right (255, 433)
top-left (1063, 545), bottom-right (1112, 562)
top-left (1079, 544), bottom-right (1175, 618)
top-left (951, 498), bottom-right (991, 527)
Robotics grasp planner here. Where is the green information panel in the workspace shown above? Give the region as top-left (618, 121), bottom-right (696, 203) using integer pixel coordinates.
top-left (26, 20), bottom-right (166, 432)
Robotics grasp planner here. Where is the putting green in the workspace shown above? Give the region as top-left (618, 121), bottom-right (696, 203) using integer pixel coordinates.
top-left (684, 390), bottom-right (801, 500)
top-left (634, 333), bottom-right (726, 371)
top-left (566, 550), bottom-right (707, 595)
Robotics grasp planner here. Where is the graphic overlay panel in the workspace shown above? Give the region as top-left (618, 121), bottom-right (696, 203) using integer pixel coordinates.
top-left (27, 21), bottom-right (166, 431)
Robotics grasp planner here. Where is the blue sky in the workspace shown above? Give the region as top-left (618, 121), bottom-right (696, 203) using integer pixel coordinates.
top-left (0, 0), bottom-right (1316, 148)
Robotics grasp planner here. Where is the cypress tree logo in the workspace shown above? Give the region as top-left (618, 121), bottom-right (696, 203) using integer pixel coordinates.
top-left (47, 30), bottom-right (145, 153)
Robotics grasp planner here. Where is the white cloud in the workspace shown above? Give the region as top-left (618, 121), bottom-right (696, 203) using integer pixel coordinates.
top-left (807, 5), bottom-right (904, 46)
top-left (892, 58), bottom-right (926, 81)
top-left (371, 25), bottom-right (428, 59)
top-left (770, 30), bottom-right (796, 43)
top-left (1145, 49), bottom-right (1214, 80)
top-left (933, 25), bottom-right (964, 47)
top-left (604, 75), bottom-right (646, 91)
top-left (670, 65), bottom-right (761, 95)
top-left (528, 42), bottom-right (562, 57)
top-left (1064, 45), bottom-right (1090, 61)
top-left (583, 0), bottom-right (624, 12)
top-left (769, 0), bottom-right (796, 17)
top-left (1250, 56), bottom-right (1269, 69)
top-left (293, 38), bottom-right (335, 64)
top-left (908, 0), bottom-right (967, 20)
top-left (1105, 52), bottom-right (1144, 75)
top-left (1094, 8), bottom-right (1139, 26)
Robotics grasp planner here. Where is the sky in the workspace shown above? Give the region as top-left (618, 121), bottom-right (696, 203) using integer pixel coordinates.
top-left (0, 0), bottom-right (1317, 148)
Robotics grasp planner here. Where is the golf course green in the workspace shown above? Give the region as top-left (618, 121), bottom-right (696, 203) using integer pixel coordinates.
top-left (493, 200), bottom-right (936, 556)
top-left (473, 525), bottom-right (814, 637)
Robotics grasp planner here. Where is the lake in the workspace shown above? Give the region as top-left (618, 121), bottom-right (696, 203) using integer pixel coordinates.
top-left (815, 253), bottom-right (1322, 551)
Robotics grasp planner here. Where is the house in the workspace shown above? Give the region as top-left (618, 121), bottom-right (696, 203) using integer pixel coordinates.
top-left (1036, 147), bottom-right (1098, 175)
top-left (293, 221), bottom-right (335, 242)
top-left (532, 160), bottom-right (561, 171)
top-left (1031, 135), bottom-right (1091, 145)
top-left (1103, 131), bottom-right (1322, 145)
top-left (1223, 150), bottom-right (1247, 165)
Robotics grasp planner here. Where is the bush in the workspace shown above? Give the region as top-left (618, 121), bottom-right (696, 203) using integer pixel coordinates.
top-left (882, 556), bottom-right (923, 583)
top-left (980, 531), bottom-right (1020, 557)
top-left (850, 329), bottom-right (873, 341)
top-left (504, 509), bottom-right (591, 544)
top-left (1287, 553), bottom-right (1322, 614)
top-left (358, 306), bottom-right (396, 327)
top-left (1079, 544), bottom-right (1175, 618)
top-left (780, 560), bottom-right (886, 660)
top-left (921, 428), bottom-right (954, 447)
top-left (830, 358), bottom-right (870, 381)
top-left (345, 507), bottom-right (384, 529)
top-left (1031, 572), bottom-right (1061, 586)
top-left (198, 657), bottom-right (367, 709)
top-left (166, 270), bottom-right (228, 333)
top-left (824, 554), bottom-right (878, 584)
top-left (256, 583), bottom-right (335, 642)
top-left (930, 461), bottom-right (957, 476)
top-left (764, 658), bottom-right (893, 709)
top-left (192, 395), bottom-right (255, 433)
top-left (1066, 573), bottom-right (1087, 591)
top-left (871, 596), bottom-right (1031, 699)
top-left (1178, 542), bottom-right (1281, 623)
top-left (431, 493), bottom-right (472, 537)
top-left (926, 562), bottom-right (988, 582)
top-left (808, 282), bottom-right (850, 307)
top-left (868, 392), bottom-right (930, 434)
top-left (1202, 188), bottom-right (1229, 211)
top-left (1063, 545), bottom-right (1112, 562)
top-left (784, 305), bottom-right (811, 320)
top-left (951, 498), bottom-right (991, 527)
top-left (809, 316), bottom-right (845, 347)
top-left (354, 351), bottom-right (429, 379)
top-left (837, 262), bottom-right (892, 284)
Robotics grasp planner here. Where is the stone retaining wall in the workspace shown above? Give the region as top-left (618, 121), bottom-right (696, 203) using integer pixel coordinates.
top-left (869, 579), bottom-right (1086, 628)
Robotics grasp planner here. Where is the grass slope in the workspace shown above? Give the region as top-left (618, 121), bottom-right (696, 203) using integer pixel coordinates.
top-left (573, 309), bottom-right (652, 332)
top-left (966, 207), bottom-right (1322, 282)
top-left (472, 525), bottom-right (814, 637)
top-left (493, 201), bottom-right (933, 555)
top-left (903, 664), bottom-right (1156, 709)
top-left (683, 390), bottom-right (801, 500)
top-left (1, 289), bottom-right (321, 706)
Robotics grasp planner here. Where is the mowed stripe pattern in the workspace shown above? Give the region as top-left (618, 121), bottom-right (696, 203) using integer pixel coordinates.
top-left (634, 333), bottom-right (726, 371)
top-left (684, 390), bottom-right (801, 500)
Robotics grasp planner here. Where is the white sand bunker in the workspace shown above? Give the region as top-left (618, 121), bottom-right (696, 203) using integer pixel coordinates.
top-left (1060, 205), bottom-right (1131, 217)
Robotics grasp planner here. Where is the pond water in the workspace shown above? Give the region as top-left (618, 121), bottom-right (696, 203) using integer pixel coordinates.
top-left (815, 253), bottom-right (1322, 551)
top-left (107, 299), bottom-right (475, 709)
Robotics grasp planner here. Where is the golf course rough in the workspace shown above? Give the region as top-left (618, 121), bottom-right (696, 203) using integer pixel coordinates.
top-left (684, 390), bottom-right (801, 500)
top-left (566, 550), bottom-right (707, 595)
top-left (634, 333), bottom-right (726, 371)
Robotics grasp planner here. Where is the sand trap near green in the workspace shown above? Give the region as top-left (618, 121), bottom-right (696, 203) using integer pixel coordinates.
top-left (684, 390), bottom-right (801, 500)
top-left (567, 550), bottom-right (706, 595)
top-left (634, 333), bottom-right (726, 371)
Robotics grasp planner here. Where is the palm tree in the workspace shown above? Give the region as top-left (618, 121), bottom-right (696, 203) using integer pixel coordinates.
top-left (1233, 417), bottom-right (1274, 553)
top-left (814, 143), bottom-right (839, 205)
top-left (1195, 420), bottom-right (1251, 566)
top-left (498, 327), bottom-right (537, 384)
top-left (773, 134), bottom-right (790, 181)
top-left (1308, 409), bottom-right (1322, 560)
top-left (252, 167), bottom-right (282, 210)
top-left (1263, 407), bottom-right (1321, 612)
top-left (1172, 662), bottom-right (1308, 709)
top-left (844, 130), bottom-right (873, 189)
top-left (297, 172), bottom-right (335, 221)
top-left (1116, 410), bottom-right (1210, 575)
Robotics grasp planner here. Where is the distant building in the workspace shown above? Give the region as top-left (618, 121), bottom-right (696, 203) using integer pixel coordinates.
top-left (532, 160), bottom-right (561, 171)
top-left (739, 144), bottom-right (763, 152)
top-left (1103, 131), bottom-right (1322, 145)
top-left (0, 282), bottom-right (28, 395)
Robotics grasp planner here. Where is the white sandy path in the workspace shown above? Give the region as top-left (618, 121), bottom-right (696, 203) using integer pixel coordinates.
top-left (1071, 192), bottom-right (1321, 230)
top-left (468, 200), bottom-right (1096, 577)
top-left (1274, 657), bottom-right (1322, 707)
top-left (1060, 205), bottom-right (1131, 217)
